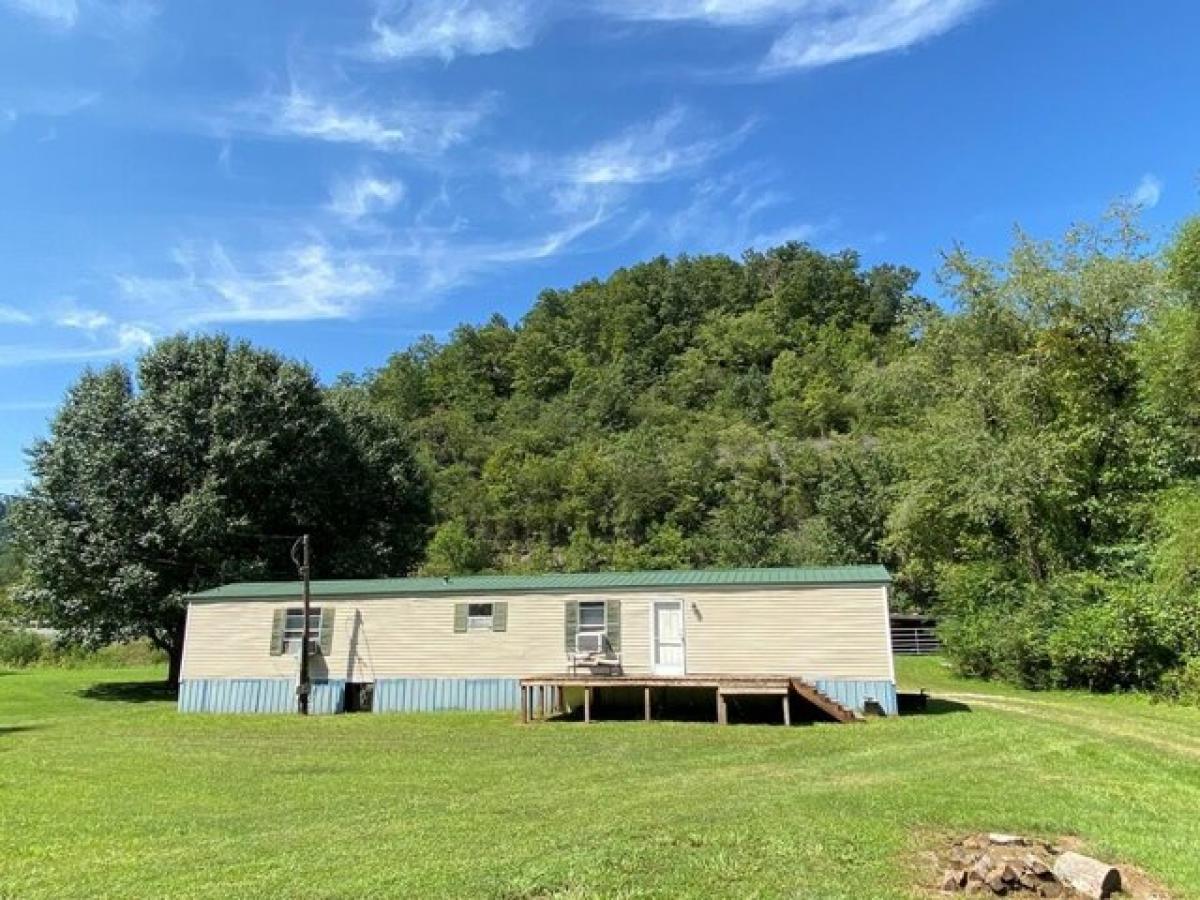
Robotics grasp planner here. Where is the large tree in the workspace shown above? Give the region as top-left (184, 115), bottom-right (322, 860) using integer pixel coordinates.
top-left (11, 335), bottom-right (431, 685)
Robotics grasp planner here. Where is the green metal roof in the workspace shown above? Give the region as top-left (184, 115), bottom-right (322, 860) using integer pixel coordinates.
top-left (188, 565), bottom-right (891, 601)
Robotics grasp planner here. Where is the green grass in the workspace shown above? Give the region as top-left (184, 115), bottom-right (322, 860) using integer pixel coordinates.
top-left (2, 660), bottom-right (1199, 899)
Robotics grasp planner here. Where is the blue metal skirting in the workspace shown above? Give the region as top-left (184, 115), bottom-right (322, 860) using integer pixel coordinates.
top-left (373, 677), bottom-right (520, 713)
top-left (814, 678), bottom-right (898, 716)
top-left (177, 676), bottom-right (892, 716)
top-left (309, 680), bottom-right (346, 715)
top-left (178, 678), bottom-right (345, 714)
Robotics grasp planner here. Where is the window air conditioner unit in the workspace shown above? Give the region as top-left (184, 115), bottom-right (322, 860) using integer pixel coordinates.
top-left (576, 632), bottom-right (606, 655)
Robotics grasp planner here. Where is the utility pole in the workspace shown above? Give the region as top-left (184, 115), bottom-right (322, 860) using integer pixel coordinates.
top-left (292, 534), bottom-right (312, 716)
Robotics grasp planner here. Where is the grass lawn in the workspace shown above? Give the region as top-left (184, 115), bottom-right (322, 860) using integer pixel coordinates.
top-left (2, 659), bottom-right (1199, 899)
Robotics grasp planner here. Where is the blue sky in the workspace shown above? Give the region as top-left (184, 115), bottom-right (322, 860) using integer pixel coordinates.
top-left (1, 0), bottom-right (1199, 492)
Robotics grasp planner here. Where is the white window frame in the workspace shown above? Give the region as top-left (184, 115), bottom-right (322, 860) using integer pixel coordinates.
top-left (282, 607), bottom-right (322, 654)
top-left (467, 602), bottom-right (495, 632)
top-left (578, 600), bottom-right (606, 635)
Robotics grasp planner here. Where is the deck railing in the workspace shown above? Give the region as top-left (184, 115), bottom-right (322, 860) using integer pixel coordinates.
top-left (891, 626), bottom-right (941, 655)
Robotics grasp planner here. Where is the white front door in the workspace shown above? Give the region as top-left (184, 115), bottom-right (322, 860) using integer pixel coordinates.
top-left (652, 600), bottom-right (686, 676)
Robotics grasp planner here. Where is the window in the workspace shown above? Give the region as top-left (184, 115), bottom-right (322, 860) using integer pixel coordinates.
top-left (453, 601), bottom-right (507, 633)
top-left (578, 600), bottom-right (606, 634)
top-left (467, 602), bottom-right (494, 631)
top-left (282, 607), bottom-right (322, 654)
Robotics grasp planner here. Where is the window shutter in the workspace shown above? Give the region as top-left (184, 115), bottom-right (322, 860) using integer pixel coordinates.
top-left (606, 598), bottom-right (621, 651)
top-left (491, 601), bottom-right (508, 632)
top-left (269, 608), bottom-right (286, 656)
top-left (564, 600), bottom-right (578, 652)
top-left (318, 608), bottom-right (335, 655)
top-left (453, 603), bottom-right (468, 633)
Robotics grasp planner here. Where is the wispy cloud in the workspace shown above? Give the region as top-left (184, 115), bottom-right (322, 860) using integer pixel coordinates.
top-left (217, 81), bottom-right (493, 155)
top-left (0, 88), bottom-right (99, 124)
top-left (504, 106), bottom-right (748, 201)
top-left (1, 0), bottom-right (156, 31)
top-left (54, 304), bottom-right (112, 331)
top-left (458, 208), bottom-right (611, 266)
top-left (328, 171), bottom-right (406, 223)
top-left (562, 106), bottom-right (752, 186)
top-left (595, 0), bottom-right (801, 26)
top-left (97, 0), bottom-right (156, 31)
top-left (367, 0), bottom-right (541, 62)
top-left (117, 240), bottom-right (393, 325)
top-left (763, 0), bottom-right (985, 72)
top-left (1129, 173), bottom-right (1163, 209)
top-left (354, 0), bottom-right (985, 76)
top-left (662, 167), bottom-right (824, 254)
top-left (2, 0), bottom-right (78, 28)
top-left (496, 106), bottom-right (752, 231)
top-left (216, 140), bottom-right (233, 175)
top-left (0, 323), bottom-right (153, 368)
top-left (597, 0), bottom-right (984, 74)
top-left (384, 206), bottom-right (615, 294)
top-left (0, 305), bottom-right (35, 325)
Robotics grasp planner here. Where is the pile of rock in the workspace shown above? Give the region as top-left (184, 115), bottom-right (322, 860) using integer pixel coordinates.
top-left (938, 834), bottom-right (1121, 898)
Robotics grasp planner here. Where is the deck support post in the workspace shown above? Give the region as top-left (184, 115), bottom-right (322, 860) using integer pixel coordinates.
top-left (521, 685), bottom-right (529, 724)
top-left (584, 686), bottom-right (592, 724)
top-left (782, 694), bottom-right (791, 727)
top-left (644, 686), bottom-right (651, 722)
top-left (717, 691), bottom-right (728, 725)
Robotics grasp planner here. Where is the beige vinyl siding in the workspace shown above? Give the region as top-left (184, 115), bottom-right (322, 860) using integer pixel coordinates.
top-left (343, 595), bottom-right (657, 681)
top-left (182, 601), bottom-right (305, 680)
top-left (183, 594), bottom-right (656, 681)
top-left (181, 585), bottom-right (890, 682)
top-left (682, 587), bottom-right (890, 679)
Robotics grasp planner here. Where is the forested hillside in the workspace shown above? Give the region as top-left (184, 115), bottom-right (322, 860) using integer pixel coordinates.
top-left (364, 209), bottom-right (1200, 697)
top-left (368, 243), bottom-right (923, 579)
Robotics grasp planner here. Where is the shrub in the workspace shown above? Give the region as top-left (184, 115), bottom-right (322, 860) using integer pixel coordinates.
top-left (48, 639), bottom-right (166, 669)
top-left (936, 563), bottom-right (1054, 686)
top-left (1157, 657), bottom-right (1200, 706)
top-left (0, 627), bottom-right (49, 667)
top-left (0, 630), bottom-right (165, 669)
top-left (1046, 587), bottom-right (1175, 691)
top-left (937, 567), bottom-right (1180, 692)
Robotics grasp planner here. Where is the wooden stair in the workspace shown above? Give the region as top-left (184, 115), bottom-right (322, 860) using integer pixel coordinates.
top-left (789, 678), bottom-right (862, 724)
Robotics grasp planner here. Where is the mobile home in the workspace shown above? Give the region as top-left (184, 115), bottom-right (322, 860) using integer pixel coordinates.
top-left (178, 565), bottom-right (897, 720)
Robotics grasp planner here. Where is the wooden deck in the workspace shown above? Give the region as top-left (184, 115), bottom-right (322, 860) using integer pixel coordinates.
top-left (519, 674), bottom-right (859, 725)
